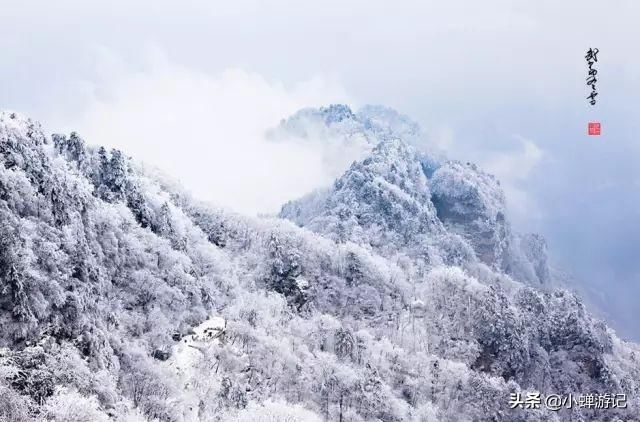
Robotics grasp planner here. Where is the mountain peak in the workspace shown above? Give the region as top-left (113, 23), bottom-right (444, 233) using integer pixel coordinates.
top-left (278, 106), bottom-right (550, 285)
top-left (318, 103), bottom-right (356, 124)
top-left (268, 103), bottom-right (426, 148)
top-left (281, 135), bottom-right (444, 250)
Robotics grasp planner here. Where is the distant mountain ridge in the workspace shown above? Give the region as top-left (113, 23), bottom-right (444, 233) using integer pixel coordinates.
top-left (0, 108), bottom-right (638, 421)
top-left (279, 105), bottom-right (550, 287)
top-left (269, 104), bottom-right (423, 147)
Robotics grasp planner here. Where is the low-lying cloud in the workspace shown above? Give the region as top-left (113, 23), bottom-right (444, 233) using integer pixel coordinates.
top-left (48, 52), bottom-right (359, 215)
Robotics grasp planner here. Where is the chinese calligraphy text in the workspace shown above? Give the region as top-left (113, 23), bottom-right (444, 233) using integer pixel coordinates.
top-left (585, 48), bottom-right (599, 105)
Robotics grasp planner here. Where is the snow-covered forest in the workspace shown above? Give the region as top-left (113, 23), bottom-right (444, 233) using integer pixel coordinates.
top-left (0, 106), bottom-right (638, 421)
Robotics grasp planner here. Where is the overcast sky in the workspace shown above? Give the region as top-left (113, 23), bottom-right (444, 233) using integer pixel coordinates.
top-left (1, 0), bottom-right (639, 339)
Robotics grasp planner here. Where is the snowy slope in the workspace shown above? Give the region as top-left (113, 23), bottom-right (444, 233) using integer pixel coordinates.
top-left (0, 109), bottom-right (638, 422)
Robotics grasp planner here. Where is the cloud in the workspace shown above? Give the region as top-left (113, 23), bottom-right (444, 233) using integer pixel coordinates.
top-left (482, 136), bottom-right (544, 225)
top-left (47, 51), bottom-right (356, 215)
top-left (485, 136), bottom-right (544, 182)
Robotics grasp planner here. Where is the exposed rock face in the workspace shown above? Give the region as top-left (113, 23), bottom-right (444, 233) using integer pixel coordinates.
top-left (430, 160), bottom-right (510, 268)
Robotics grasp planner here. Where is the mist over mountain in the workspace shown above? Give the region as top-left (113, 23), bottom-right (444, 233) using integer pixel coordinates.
top-left (278, 106), bottom-right (549, 287)
top-left (0, 107), bottom-right (638, 421)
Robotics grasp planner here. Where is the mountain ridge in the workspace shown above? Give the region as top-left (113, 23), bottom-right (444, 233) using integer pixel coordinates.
top-left (279, 105), bottom-right (550, 287)
top-left (0, 108), bottom-right (638, 421)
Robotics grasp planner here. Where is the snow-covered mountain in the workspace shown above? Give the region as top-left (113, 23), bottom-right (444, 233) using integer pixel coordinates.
top-left (268, 105), bottom-right (424, 148)
top-left (279, 107), bottom-right (548, 287)
top-left (0, 107), bottom-right (638, 421)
